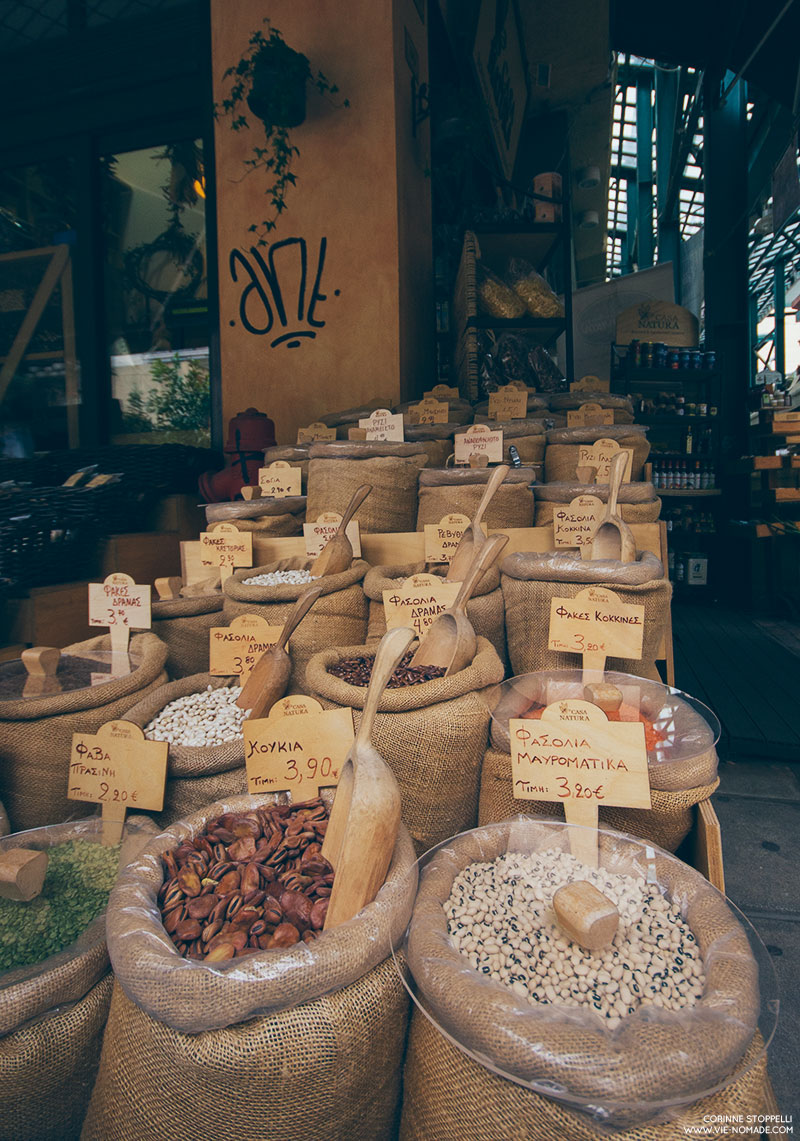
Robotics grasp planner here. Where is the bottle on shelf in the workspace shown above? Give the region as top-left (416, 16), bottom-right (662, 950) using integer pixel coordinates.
top-left (685, 425), bottom-right (693, 455)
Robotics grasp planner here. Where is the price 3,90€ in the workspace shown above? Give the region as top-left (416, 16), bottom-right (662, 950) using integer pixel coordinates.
top-left (247, 752), bottom-right (339, 790)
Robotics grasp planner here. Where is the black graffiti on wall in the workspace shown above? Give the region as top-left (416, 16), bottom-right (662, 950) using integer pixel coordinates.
top-left (228, 236), bottom-right (339, 349)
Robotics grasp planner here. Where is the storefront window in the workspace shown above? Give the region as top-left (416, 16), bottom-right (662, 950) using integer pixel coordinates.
top-left (103, 139), bottom-right (211, 446)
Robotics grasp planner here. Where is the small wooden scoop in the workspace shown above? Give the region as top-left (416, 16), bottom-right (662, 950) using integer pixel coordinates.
top-left (590, 452), bottom-right (636, 563)
top-left (0, 848), bottom-right (49, 901)
top-left (322, 625), bottom-right (412, 929)
top-left (413, 532), bottom-right (509, 676)
top-left (447, 464), bottom-right (510, 581)
top-left (154, 576), bottom-right (183, 600)
top-left (236, 582), bottom-right (324, 718)
top-left (21, 647), bottom-right (62, 698)
top-left (310, 484), bottom-right (372, 577)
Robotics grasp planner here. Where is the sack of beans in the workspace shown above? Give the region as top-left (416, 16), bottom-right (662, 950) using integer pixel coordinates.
top-left (396, 399), bottom-right (474, 426)
top-left (547, 391), bottom-right (636, 424)
top-left (82, 793), bottom-right (416, 1141)
top-left (207, 496), bottom-right (306, 538)
top-left (123, 675), bottom-right (247, 825)
top-left (533, 480), bottom-right (662, 526)
top-left (502, 551), bottom-right (671, 680)
top-left (400, 817), bottom-right (767, 1133)
top-left (416, 468), bottom-right (535, 530)
top-left (545, 425), bottom-right (651, 482)
top-left (362, 562), bottom-right (506, 666)
top-left (403, 423), bottom-right (460, 468)
top-left (0, 816), bottom-right (156, 1140)
top-left (263, 443), bottom-right (311, 491)
top-left (306, 441), bottom-right (428, 533)
top-left (0, 633), bottom-right (169, 832)
top-left (223, 559), bottom-right (369, 694)
top-left (305, 638), bottom-right (505, 853)
top-left (151, 592), bottom-right (223, 679)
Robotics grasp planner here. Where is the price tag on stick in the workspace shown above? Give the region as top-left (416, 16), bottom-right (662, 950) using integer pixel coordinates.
top-left (303, 513), bottom-right (361, 558)
top-left (244, 705), bottom-right (354, 795)
top-left (383, 574), bottom-right (462, 637)
top-left (553, 496), bottom-right (604, 556)
top-left (297, 422), bottom-right (336, 444)
top-left (548, 585), bottom-right (645, 682)
top-left (576, 439), bottom-right (633, 484)
top-left (199, 523), bottom-right (253, 586)
top-left (68, 720), bottom-right (168, 845)
top-left (358, 409), bottom-right (405, 441)
top-left (209, 614), bottom-right (286, 682)
top-left (567, 404), bottom-right (615, 427)
top-left (454, 424), bottom-right (504, 465)
top-left (510, 700), bottom-right (651, 866)
top-left (423, 513), bottom-right (470, 562)
top-left (257, 461), bottom-right (302, 498)
top-left (488, 385), bottom-right (527, 420)
top-left (88, 573), bottom-right (151, 660)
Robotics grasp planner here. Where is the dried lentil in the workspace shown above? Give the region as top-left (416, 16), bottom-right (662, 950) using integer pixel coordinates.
top-left (0, 839), bottom-right (120, 973)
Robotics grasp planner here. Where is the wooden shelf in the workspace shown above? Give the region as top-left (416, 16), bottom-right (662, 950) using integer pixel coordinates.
top-left (466, 316), bottom-right (565, 339)
top-left (659, 488), bottom-right (722, 497)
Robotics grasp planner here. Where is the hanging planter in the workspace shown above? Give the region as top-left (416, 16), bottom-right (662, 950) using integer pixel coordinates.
top-left (217, 22), bottom-right (348, 244)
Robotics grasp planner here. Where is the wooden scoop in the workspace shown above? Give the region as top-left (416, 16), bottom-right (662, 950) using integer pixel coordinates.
top-left (590, 452), bottom-right (636, 563)
top-left (413, 532), bottom-right (509, 676)
top-left (446, 464), bottom-right (510, 581)
top-left (21, 646), bottom-right (62, 698)
top-left (322, 625), bottom-right (412, 929)
top-left (236, 582), bottom-right (324, 718)
top-left (310, 483), bottom-right (372, 577)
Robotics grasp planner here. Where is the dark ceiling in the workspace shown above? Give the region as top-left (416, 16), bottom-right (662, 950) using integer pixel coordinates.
top-left (611, 0), bottom-right (800, 110)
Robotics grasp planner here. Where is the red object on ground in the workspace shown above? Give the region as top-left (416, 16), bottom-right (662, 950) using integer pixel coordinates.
top-left (199, 408), bottom-right (276, 502)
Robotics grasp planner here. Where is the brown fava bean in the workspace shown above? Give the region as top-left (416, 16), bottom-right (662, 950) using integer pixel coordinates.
top-left (267, 923), bottom-right (300, 949)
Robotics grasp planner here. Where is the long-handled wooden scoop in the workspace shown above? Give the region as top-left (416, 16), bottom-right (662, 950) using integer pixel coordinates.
top-left (310, 484), bottom-right (372, 577)
top-left (236, 582), bottom-right (324, 718)
top-left (322, 625), bottom-right (413, 929)
top-left (413, 532), bottom-right (509, 676)
top-left (446, 464), bottom-right (510, 581)
top-left (590, 451), bottom-right (636, 563)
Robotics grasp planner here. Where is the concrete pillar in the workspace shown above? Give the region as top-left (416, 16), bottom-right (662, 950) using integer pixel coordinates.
top-left (211, 0), bottom-right (433, 443)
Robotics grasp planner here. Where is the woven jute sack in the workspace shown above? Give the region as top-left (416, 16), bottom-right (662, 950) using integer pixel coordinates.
top-left (471, 419), bottom-right (547, 465)
top-left (548, 392), bottom-right (636, 425)
top-left (478, 746), bottom-right (719, 852)
top-left (263, 444), bottom-right (310, 490)
top-left (306, 638), bottom-right (505, 853)
top-left (306, 442), bottom-right (428, 532)
top-left (404, 818), bottom-right (760, 1129)
top-left (501, 551), bottom-right (671, 680)
top-left (400, 1010), bottom-right (768, 1141)
top-left (0, 816), bottom-right (156, 1141)
top-left (82, 793), bottom-right (416, 1141)
top-left (404, 423), bottom-right (459, 468)
top-left (473, 393), bottom-right (549, 418)
top-left (545, 425), bottom-right (650, 482)
top-left (319, 398), bottom-right (394, 437)
top-left (363, 561), bottom-right (507, 666)
top-left (122, 674), bottom-right (246, 826)
top-left (151, 593), bottom-right (222, 679)
top-left (0, 633), bottom-right (168, 832)
top-left (223, 559), bottom-right (369, 694)
top-left (417, 468), bottom-right (535, 530)
top-left (396, 399), bottom-right (474, 426)
top-left (208, 510), bottom-right (303, 538)
top-left (533, 480), bottom-right (661, 525)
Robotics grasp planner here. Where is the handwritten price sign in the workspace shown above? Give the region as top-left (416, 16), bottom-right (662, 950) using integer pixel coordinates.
top-left (244, 704), bottom-right (354, 795)
top-left (423, 513), bottom-right (470, 562)
top-left (358, 408), bottom-right (405, 441)
top-left (209, 614), bottom-right (285, 682)
top-left (297, 422), bottom-right (336, 444)
top-left (303, 512), bottom-right (361, 558)
top-left (68, 720), bottom-right (167, 844)
top-left (488, 385), bottom-right (527, 420)
top-left (454, 424), bottom-right (504, 465)
top-left (383, 574), bottom-right (461, 637)
top-left (199, 524), bottom-right (253, 586)
top-left (548, 586), bottom-right (645, 662)
top-left (257, 461), bottom-right (302, 498)
top-left (553, 495), bottom-right (603, 555)
top-left (88, 573), bottom-right (151, 656)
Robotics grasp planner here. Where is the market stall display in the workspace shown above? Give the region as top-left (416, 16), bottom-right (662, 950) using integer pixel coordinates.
top-left (306, 441), bottom-right (427, 533)
top-left (416, 467), bottom-right (535, 530)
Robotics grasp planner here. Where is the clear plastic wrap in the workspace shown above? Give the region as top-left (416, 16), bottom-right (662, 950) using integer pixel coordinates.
top-left (476, 263), bottom-right (527, 319)
top-left (505, 257), bottom-right (565, 319)
top-left (393, 818), bottom-right (777, 1128)
top-left (0, 814), bottom-right (157, 1035)
top-left (106, 793), bottom-right (417, 1032)
top-left (487, 670), bottom-right (720, 790)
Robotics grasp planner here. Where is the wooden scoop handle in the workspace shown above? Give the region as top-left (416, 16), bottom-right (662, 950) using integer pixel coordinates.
top-left (451, 532), bottom-right (509, 616)
top-left (471, 464), bottom-right (509, 540)
top-left (154, 576), bottom-right (183, 600)
top-left (606, 451), bottom-right (626, 517)
top-left (337, 484), bottom-right (372, 535)
top-left (21, 647), bottom-right (60, 677)
top-left (276, 581), bottom-right (325, 652)
top-left (356, 626), bottom-right (416, 750)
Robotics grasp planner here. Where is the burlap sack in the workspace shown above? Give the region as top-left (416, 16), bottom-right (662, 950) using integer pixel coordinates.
top-left (306, 442), bottom-right (428, 532)
top-left (404, 423), bottom-right (459, 468)
top-left (122, 674), bottom-right (246, 826)
top-left (306, 638), bottom-right (505, 853)
top-left (263, 444), bottom-right (310, 490)
top-left (208, 511), bottom-right (303, 538)
top-left (478, 746), bottom-right (719, 852)
top-left (363, 561), bottom-right (506, 665)
top-left (501, 551), bottom-right (670, 680)
top-left (319, 398), bottom-right (393, 437)
top-left (396, 399), bottom-right (474, 426)
top-left (404, 818), bottom-right (760, 1128)
top-left (0, 633), bottom-right (168, 831)
top-left (417, 468), bottom-right (535, 530)
top-left (473, 392), bottom-right (549, 417)
top-left (223, 559), bottom-right (369, 694)
top-left (533, 480), bottom-right (662, 525)
top-left (151, 593), bottom-right (222, 679)
top-left (400, 1010), bottom-right (768, 1141)
top-left (82, 793), bottom-right (416, 1141)
top-left (548, 392), bottom-right (636, 424)
top-left (545, 425), bottom-right (650, 482)
top-left (0, 815), bottom-right (156, 1141)
top-left (471, 419), bottom-right (547, 465)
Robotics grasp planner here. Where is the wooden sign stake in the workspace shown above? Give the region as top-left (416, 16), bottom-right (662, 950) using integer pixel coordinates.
top-left (88, 572), bottom-right (152, 669)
